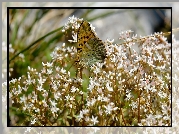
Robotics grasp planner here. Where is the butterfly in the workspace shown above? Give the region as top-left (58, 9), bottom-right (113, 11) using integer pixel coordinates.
top-left (75, 20), bottom-right (107, 68)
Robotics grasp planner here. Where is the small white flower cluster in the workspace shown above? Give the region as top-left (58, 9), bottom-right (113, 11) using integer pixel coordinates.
top-left (50, 43), bottom-right (76, 67)
top-left (62, 15), bottom-right (83, 43)
top-left (75, 30), bottom-right (171, 126)
top-left (8, 16), bottom-right (171, 126)
top-left (119, 30), bottom-right (133, 41)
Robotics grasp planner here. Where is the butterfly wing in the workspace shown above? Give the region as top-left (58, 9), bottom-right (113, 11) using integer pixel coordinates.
top-left (76, 21), bottom-right (106, 67)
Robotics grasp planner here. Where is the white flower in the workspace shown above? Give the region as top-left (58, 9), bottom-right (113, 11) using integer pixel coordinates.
top-left (51, 106), bottom-right (59, 114)
top-left (104, 103), bottom-right (117, 114)
top-left (71, 86), bottom-right (77, 93)
top-left (26, 72), bottom-right (32, 85)
top-left (38, 74), bottom-right (46, 85)
top-left (19, 53), bottom-right (24, 59)
top-left (82, 109), bottom-right (89, 114)
top-left (20, 95), bottom-right (26, 103)
top-left (91, 115), bottom-right (99, 125)
top-left (69, 104), bottom-right (72, 108)
top-left (42, 99), bottom-right (48, 107)
top-left (85, 116), bottom-right (90, 122)
top-left (97, 94), bottom-right (103, 101)
top-left (37, 85), bottom-right (44, 92)
top-left (79, 91), bottom-right (83, 95)
top-left (93, 66), bottom-right (101, 74)
top-left (130, 101), bottom-right (138, 110)
top-left (31, 118), bottom-right (36, 124)
top-left (87, 77), bottom-right (99, 91)
top-left (106, 82), bottom-right (113, 91)
top-left (62, 29), bottom-right (65, 32)
top-left (65, 94), bottom-right (70, 101)
top-left (163, 114), bottom-right (170, 121)
top-left (50, 100), bottom-right (57, 107)
top-left (86, 98), bottom-right (96, 107)
top-left (54, 92), bottom-right (61, 100)
top-left (61, 68), bottom-right (66, 74)
top-left (77, 111), bottom-right (84, 121)
top-left (23, 103), bottom-right (31, 111)
top-left (158, 91), bottom-right (167, 98)
top-left (68, 33), bottom-right (77, 43)
top-left (16, 85), bottom-right (22, 95)
top-left (91, 98), bottom-right (97, 106)
top-left (47, 68), bottom-right (53, 74)
top-left (52, 83), bottom-right (58, 91)
top-left (126, 92), bottom-right (132, 100)
top-left (102, 96), bottom-right (110, 102)
top-left (70, 96), bottom-right (75, 101)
